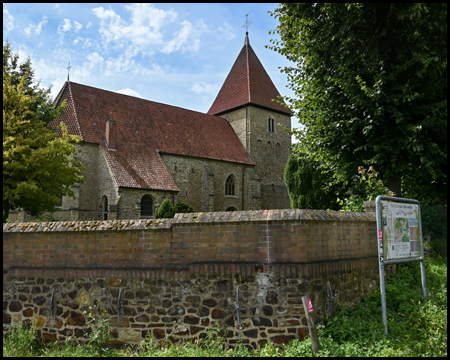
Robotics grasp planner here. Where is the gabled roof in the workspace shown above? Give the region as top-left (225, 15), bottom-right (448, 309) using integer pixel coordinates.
top-left (208, 34), bottom-right (291, 116)
top-left (50, 81), bottom-right (253, 192)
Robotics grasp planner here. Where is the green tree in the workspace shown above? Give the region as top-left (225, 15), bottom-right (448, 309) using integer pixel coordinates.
top-left (3, 40), bottom-right (61, 126)
top-left (3, 68), bottom-right (84, 222)
top-left (269, 3), bottom-right (447, 204)
top-left (284, 153), bottom-right (340, 210)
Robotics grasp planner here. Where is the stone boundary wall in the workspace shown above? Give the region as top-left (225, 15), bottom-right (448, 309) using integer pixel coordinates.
top-left (3, 209), bottom-right (380, 348)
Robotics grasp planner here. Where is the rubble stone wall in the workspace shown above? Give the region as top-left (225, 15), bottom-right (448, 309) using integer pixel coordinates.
top-left (3, 209), bottom-right (381, 348)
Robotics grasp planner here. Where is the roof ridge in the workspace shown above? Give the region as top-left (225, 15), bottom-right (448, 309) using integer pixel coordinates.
top-left (52, 80), bottom-right (67, 108)
top-left (67, 81), bottom-right (84, 141)
top-left (69, 81), bottom-right (222, 120)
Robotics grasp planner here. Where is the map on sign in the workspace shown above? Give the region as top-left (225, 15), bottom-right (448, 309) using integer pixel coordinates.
top-left (380, 201), bottom-right (421, 260)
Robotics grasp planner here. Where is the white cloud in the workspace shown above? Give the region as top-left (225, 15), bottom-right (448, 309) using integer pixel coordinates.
top-left (35, 16), bottom-right (48, 35)
top-left (24, 25), bottom-right (33, 36)
top-left (92, 4), bottom-right (177, 46)
top-left (217, 21), bottom-right (236, 41)
top-left (3, 9), bottom-right (14, 33)
top-left (190, 82), bottom-right (218, 95)
top-left (23, 16), bottom-right (47, 36)
top-left (74, 21), bottom-right (82, 33)
top-left (86, 21), bottom-right (92, 29)
top-left (62, 19), bottom-right (72, 32)
top-left (161, 20), bottom-right (192, 54)
top-left (116, 88), bottom-right (142, 98)
top-left (92, 4), bottom-right (205, 55)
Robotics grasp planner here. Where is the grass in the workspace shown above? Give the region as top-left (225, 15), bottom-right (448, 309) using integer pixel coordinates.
top-left (3, 241), bottom-right (447, 357)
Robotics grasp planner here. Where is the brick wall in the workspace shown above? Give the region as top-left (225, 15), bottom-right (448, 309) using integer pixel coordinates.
top-left (3, 209), bottom-right (381, 347)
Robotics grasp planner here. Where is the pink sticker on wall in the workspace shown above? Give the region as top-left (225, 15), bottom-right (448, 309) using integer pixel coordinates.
top-left (307, 299), bottom-right (313, 312)
top-left (378, 229), bottom-right (383, 241)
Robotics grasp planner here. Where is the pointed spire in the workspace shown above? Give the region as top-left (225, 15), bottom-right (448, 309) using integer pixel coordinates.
top-left (207, 26), bottom-right (291, 116)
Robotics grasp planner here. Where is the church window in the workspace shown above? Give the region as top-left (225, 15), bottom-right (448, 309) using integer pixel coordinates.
top-left (268, 117), bottom-right (275, 132)
top-left (225, 176), bottom-right (235, 196)
top-left (102, 196), bottom-right (108, 220)
top-left (140, 195), bottom-right (154, 217)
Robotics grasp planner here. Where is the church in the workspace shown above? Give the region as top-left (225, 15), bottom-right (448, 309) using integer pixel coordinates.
top-left (11, 32), bottom-right (292, 221)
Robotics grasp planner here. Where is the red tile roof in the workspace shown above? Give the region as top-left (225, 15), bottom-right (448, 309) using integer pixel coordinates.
top-left (50, 82), bottom-right (253, 192)
top-left (208, 35), bottom-right (291, 116)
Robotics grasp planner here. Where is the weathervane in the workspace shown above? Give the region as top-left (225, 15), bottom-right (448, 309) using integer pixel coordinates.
top-left (242, 13), bottom-right (252, 33)
top-left (67, 61), bottom-right (71, 81)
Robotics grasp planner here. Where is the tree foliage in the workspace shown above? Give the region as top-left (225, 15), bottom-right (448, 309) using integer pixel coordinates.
top-left (3, 40), bottom-right (61, 126)
top-left (3, 67), bottom-right (84, 222)
top-left (284, 153), bottom-right (340, 210)
top-left (269, 3), bottom-right (447, 204)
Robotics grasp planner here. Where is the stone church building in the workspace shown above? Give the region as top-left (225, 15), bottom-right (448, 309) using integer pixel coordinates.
top-left (10, 33), bottom-right (292, 221)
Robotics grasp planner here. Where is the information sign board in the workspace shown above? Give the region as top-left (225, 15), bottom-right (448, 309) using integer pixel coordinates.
top-left (379, 200), bottom-right (422, 261)
top-left (375, 196), bottom-right (427, 336)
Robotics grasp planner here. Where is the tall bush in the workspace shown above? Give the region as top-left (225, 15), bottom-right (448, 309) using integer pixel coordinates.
top-left (154, 200), bottom-right (193, 219)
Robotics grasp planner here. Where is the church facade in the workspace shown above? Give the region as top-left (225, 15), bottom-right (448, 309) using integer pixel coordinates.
top-left (9, 33), bottom-right (291, 222)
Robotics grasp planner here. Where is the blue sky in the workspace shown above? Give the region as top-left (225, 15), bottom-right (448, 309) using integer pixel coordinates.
top-left (3, 3), bottom-right (299, 132)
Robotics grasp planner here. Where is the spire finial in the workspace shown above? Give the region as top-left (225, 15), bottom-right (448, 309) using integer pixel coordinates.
top-left (242, 14), bottom-right (252, 45)
top-left (242, 13), bottom-right (252, 32)
top-left (67, 61), bottom-right (71, 81)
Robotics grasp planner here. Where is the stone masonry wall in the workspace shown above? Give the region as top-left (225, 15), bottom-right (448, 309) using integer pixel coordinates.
top-left (220, 106), bottom-right (291, 210)
top-left (3, 209), bottom-right (381, 348)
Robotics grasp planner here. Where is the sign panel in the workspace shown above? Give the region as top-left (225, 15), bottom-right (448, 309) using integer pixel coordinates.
top-left (376, 196), bottom-right (427, 336)
top-left (379, 200), bottom-right (422, 261)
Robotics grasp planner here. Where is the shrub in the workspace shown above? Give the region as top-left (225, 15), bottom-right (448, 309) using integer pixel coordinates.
top-left (154, 199), bottom-right (173, 219)
top-left (154, 200), bottom-right (193, 219)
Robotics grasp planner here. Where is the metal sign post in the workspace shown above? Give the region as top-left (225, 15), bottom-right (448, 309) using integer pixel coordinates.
top-left (376, 195), bottom-right (427, 335)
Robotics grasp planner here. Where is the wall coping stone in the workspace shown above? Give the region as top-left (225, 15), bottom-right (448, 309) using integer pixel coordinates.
top-left (3, 209), bottom-right (375, 233)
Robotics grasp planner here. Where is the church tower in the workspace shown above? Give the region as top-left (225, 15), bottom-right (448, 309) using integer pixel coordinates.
top-left (208, 31), bottom-right (291, 209)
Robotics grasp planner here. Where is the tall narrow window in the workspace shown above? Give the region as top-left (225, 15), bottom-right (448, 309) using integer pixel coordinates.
top-left (102, 196), bottom-right (108, 220)
top-left (140, 195), bottom-right (153, 217)
top-left (225, 176), bottom-right (235, 196)
top-left (268, 118), bottom-right (275, 132)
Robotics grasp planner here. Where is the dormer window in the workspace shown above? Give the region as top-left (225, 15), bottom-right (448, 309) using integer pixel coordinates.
top-left (268, 117), bottom-right (275, 132)
top-left (225, 176), bottom-right (235, 196)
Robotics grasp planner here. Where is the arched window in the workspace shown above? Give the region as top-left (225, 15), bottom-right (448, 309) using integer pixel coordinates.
top-left (225, 176), bottom-right (235, 196)
top-left (102, 196), bottom-right (108, 220)
top-left (140, 195), bottom-right (153, 217)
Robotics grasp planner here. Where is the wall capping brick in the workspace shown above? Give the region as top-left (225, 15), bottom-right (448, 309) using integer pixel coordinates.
top-left (3, 209), bottom-right (375, 233)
